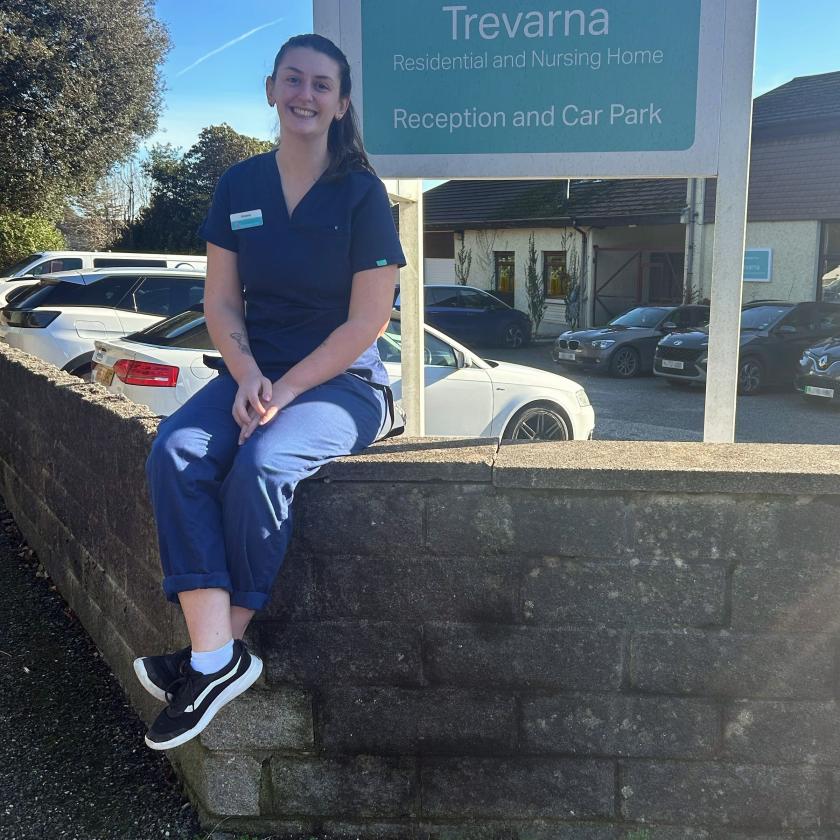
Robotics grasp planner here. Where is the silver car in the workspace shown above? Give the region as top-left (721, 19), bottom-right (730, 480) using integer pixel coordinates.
top-left (553, 305), bottom-right (710, 378)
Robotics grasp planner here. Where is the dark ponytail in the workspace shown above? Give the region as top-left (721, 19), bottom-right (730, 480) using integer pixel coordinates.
top-left (271, 34), bottom-right (375, 180)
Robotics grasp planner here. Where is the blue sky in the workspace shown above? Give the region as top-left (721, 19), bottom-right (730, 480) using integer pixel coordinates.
top-left (149, 0), bottom-right (840, 155)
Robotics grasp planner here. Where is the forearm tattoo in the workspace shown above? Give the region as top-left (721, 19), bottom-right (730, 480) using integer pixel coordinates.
top-left (230, 331), bottom-right (252, 357)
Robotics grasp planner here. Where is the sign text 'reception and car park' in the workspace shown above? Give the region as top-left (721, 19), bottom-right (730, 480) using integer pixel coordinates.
top-left (323, 0), bottom-right (731, 177)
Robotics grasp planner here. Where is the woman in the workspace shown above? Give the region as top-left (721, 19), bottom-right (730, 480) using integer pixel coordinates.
top-left (134, 33), bottom-right (405, 751)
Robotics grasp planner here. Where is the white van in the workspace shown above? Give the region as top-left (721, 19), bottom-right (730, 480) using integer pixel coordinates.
top-left (0, 250), bottom-right (207, 307)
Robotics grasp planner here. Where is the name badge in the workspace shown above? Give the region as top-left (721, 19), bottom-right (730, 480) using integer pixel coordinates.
top-left (230, 209), bottom-right (263, 230)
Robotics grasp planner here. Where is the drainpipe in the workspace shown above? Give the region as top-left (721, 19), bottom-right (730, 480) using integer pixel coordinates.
top-left (572, 221), bottom-right (589, 328)
top-left (683, 178), bottom-right (698, 303)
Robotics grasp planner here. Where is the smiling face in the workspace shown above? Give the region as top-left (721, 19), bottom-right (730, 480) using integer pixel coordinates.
top-left (267, 46), bottom-right (349, 141)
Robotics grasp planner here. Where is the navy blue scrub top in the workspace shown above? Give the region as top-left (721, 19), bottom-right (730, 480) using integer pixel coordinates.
top-left (198, 151), bottom-right (405, 387)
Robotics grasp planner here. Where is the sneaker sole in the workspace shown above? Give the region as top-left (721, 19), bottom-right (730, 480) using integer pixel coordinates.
top-left (133, 658), bottom-right (169, 703)
top-left (144, 654), bottom-right (263, 751)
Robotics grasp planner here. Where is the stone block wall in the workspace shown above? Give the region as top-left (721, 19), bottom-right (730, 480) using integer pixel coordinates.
top-left (3, 344), bottom-right (840, 839)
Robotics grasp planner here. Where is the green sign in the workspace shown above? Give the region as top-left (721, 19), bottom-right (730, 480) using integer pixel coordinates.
top-left (361, 0), bottom-right (703, 155)
top-left (743, 249), bottom-right (772, 282)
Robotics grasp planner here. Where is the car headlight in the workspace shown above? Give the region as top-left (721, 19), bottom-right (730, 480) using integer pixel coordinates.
top-left (575, 389), bottom-right (591, 407)
top-left (591, 339), bottom-right (615, 349)
top-left (697, 353), bottom-right (708, 365)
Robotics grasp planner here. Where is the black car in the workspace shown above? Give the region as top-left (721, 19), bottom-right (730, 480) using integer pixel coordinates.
top-left (394, 284), bottom-right (532, 349)
top-left (655, 300), bottom-right (840, 394)
top-left (553, 304), bottom-right (710, 378)
top-left (796, 337), bottom-right (840, 404)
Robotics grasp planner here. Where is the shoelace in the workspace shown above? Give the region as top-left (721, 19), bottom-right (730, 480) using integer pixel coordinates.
top-left (165, 668), bottom-right (199, 716)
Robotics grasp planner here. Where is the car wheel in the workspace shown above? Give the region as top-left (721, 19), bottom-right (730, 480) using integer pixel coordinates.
top-left (501, 322), bottom-right (527, 349)
top-left (610, 346), bottom-right (640, 378)
top-left (71, 363), bottom-right (94, 383)
top-left (503, 402), bottom-right (571, 442)
top-left (737, 357), bottom-right (764, 395)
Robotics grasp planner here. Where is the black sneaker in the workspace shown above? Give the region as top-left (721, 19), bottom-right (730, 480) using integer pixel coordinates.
top-left (144, 639), bottom-right (263, 751)
top-left (133, 646), bottom-right (191, 702)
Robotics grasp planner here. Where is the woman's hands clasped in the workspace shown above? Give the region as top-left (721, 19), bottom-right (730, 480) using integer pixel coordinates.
top-left (232, 371), bottom-right (273, 430)
top-left (235, 375), bottom-right (300, 445)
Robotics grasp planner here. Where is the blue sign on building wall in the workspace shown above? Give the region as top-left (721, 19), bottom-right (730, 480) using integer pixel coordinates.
top-left (743, 249), bottom-right (773, 282)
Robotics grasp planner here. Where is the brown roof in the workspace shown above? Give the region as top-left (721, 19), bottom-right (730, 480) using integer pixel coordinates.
top-left (425, 178), bottom-right (688, 231)
top-left (753, 71), bottom-right (840, 137)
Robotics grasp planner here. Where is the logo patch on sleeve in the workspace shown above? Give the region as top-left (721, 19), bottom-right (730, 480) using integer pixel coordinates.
top-left (376, 259), bottom-right (388, 267)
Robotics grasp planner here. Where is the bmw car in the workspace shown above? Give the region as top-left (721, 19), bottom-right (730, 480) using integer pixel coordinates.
top-left (553, 305), bottom-right (710, 378)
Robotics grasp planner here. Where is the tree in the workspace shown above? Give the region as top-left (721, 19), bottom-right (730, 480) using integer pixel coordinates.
top-left (454, 239), bottom-right (472, 285)
top-left (122, 125), bottom-right (274, 253)
top-left (0, 212), bottom-right (65, 268)
top-left (474, 229), bottom-right (498, 287)
top-left (558, 230), bottom-right (584, 330)
top-left (62, 156), bottom-right (153, 250)
top-left (524, 232), bottom-right (547, 335)
top-left (0, 0), bottom-right (169, 217)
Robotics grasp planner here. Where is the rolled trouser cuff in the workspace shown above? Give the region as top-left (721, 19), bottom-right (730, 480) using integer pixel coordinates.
top-left (162, 572), bottom-right (234, 604)
top-left (230, 590), bottom-right (270, 611)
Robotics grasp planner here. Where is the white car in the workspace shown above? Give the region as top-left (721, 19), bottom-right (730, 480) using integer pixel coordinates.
top-left (0, 250), bottom-right (206, 308)
top-left (93, 309), bottom-right (595, 441)
top-left (0, 268), bottom-right (205, 377)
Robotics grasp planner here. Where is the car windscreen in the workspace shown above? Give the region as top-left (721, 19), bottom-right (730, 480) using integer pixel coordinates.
top-left (609, 307), bottom-right (671, 328)
top-left (6, 276), bottom-right (138, 309)
top-left (126, 308), bottom-right (215, 350)
top-left (0, 254), bottom-right (40, 276)
top-left (740, 305), bottom-right (792, 330)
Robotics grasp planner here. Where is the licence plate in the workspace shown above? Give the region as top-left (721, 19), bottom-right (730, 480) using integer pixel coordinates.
top-left (662, 359), bottom-right (685, 370)
top-left (805, 385), bottom-right (835, 398)
top-left (556, 350), bottom-right (576, 361)
top-left (94, 364), bottom-right (115, 386)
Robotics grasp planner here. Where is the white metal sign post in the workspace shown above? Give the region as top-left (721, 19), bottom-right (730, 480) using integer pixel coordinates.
top-left (384, 179), bottom-right (426, 436)
top-left (315, 0), bottom-right (758, 443)
top-left (703, 0), bottom-right (758, 442)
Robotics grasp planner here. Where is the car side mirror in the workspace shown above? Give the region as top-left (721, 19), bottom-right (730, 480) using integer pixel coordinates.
top-left (454, 348), bottom-right (467, 368)
top-left (661, 321), bottom-right (678, 332)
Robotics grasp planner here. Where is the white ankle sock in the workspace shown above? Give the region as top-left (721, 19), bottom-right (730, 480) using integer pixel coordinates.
top-left (190, 638), bottom-right (234, 675)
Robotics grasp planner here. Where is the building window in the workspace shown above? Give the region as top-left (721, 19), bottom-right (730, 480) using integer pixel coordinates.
top-left (543, 251), bottom-right (570, 299)
top-left (424, 232), bottom-right (455, 259)
top-left (820, 221), bottom-right (840, 303)
top-left (494, 252), bottom-right (515, 293)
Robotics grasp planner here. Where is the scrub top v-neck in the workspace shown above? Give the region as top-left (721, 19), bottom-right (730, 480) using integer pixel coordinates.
top-left (198, 151), bottom-right (405, 386)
